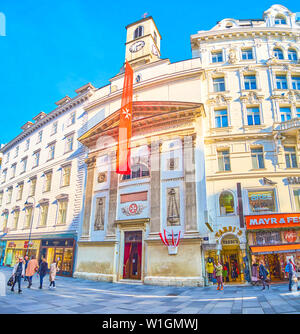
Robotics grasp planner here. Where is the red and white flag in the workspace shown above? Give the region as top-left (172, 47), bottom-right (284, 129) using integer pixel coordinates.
top-left (116, 60), bottom-right (133, 174)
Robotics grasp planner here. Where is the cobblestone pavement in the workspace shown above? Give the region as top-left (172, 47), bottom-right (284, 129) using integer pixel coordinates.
top-left (0, 266), bottom-right (299, 314)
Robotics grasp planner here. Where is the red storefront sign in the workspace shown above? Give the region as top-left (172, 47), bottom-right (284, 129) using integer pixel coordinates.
top-left (283, 230), bottom-right (298, 243)
top-left (245, 213), bottom-right (300, 230)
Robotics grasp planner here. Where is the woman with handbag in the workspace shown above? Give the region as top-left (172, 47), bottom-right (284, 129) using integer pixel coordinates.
top-left (25, 255), bottom-right (39, 288)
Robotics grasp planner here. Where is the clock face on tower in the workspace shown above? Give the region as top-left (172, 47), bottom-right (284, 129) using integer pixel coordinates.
top-left (129, 40), bottom-right (145, 53)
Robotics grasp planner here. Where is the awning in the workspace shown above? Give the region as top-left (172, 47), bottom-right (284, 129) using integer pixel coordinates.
top-left (251, 244), bottom-right (300, 254)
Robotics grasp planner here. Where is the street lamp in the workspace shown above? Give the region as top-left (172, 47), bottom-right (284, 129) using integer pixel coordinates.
top-left (24, 196), bottom-right (36, 257)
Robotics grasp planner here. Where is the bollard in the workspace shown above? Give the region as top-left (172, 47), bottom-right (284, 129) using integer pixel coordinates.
top-left (0, 273), bottom-right (6, 296)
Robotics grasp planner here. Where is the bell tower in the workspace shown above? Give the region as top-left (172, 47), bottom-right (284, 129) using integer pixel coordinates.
top-left (125, 16), bottom-right (161, 68)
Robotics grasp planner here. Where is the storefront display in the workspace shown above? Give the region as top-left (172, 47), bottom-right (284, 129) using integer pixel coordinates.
top-left (3, 240), bottom-right (40, 267)
top-left (248, 189), bottom-right (276, 213)
top-left (204, 230), bottom-right (247, 284)
top-left (39, 239), bottom-right (75, 277)
top-left (246, 213), bottom-right (300, 282)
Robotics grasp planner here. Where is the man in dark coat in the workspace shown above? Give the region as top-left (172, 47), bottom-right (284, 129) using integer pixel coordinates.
top-left (38, 257), bottom-right (48, 289)
top-left (11, 257), bottom-right (25, 293)
top-left (259, 261), bottom-right (270, 290)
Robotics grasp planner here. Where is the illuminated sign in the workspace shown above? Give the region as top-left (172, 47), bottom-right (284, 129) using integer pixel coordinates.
top-left (246, 213), bottom-right (300, 230)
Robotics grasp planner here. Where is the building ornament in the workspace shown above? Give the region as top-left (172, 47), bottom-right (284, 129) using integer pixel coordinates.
top-left (121, 203), bottom-right (146, 216)
top-left (228, 48), bottom-right (238, 64)
top-left (207, 94), bottom-right (232, 106)
top-left (240, 91), bottom-right (264, 104)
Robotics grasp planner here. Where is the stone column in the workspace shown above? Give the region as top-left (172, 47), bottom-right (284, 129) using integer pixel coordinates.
top-left (80, 156), bottom-right (96, 240)
top-left (149, 140), bottom-right (161, 234)
top-left (184, 134), bottom-right (198, 232)
top-left (106, 150), bottom-right (118, 238)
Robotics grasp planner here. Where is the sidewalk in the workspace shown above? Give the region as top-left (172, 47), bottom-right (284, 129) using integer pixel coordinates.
top-left (0, 266), bottom-right (299, 314)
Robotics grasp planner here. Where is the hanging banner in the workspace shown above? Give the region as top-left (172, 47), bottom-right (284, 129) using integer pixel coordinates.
top-left (116, 60), bottom-right (133, 175)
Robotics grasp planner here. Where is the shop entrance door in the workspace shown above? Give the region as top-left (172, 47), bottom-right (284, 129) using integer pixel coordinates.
top-left (221, 250), bottom-right (242, 283)
top-left (123, 231), bottom-right (142, 280)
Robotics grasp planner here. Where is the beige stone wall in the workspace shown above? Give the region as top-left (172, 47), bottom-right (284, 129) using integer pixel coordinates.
top-left (74, 243), bottom-right (116, 282)
top-left (144, 240), bottom-right (204, 286)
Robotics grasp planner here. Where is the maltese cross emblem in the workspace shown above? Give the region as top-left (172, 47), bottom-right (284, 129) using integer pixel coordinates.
top-left (122, 108), bottom-right (131, 119)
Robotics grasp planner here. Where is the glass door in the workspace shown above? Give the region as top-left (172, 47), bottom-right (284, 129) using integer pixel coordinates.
top-left (62, 248), bottom-right (73, 276)
top-left (54, 248), bottom-right (64, 275)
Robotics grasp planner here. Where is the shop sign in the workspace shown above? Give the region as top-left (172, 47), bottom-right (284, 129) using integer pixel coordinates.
top-left (245, 213), bottom-right (300, 230)
top-left (7, 240), bottom-right (40, 249)
top-left (215, 225), bottom-right (243, 239)
top-left (221, 236), bottom-right (239, 246)
top-left (287, 177), bottom-right (300, 185)
top-left (284, 230), bottom-right (297, 243)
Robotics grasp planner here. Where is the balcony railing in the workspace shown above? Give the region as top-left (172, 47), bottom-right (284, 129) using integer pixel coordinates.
top-left (274, 117), bottom-right (300, 132)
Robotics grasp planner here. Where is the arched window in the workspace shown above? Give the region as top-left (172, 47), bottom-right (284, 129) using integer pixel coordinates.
top-left (133, 26), bottom-right (144, 40)
top-left (122, 163), bottom-right (149, 180)
top-left (275, 15), bottom-right (286, 25)
top-left (274, 48), bottom-right (284, 60)
top-left (219, 191), bottom-right (235, 215)
top-left (288, 48), bottom-right (298, 61)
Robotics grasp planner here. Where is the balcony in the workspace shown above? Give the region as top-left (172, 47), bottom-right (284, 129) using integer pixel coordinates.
top-left (273, 117), bottom-right (300, 134)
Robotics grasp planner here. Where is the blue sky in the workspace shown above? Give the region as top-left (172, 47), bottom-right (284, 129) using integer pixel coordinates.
top-left (0, 0), bottom-right (297, 144)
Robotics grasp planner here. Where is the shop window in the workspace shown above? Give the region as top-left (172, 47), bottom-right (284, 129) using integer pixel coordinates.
top-left (219, 191), bottom-right (235, 215)
top-left (293, 189), bottom-right (300, 211)
top-left (297, 108), bottom-right (300, 118)
top-left (284, 146), bottom-right (298, 168)
top-left (248, 189), bottom-right (276, 213)
top-left (256, 231), bottom-right (281, 245)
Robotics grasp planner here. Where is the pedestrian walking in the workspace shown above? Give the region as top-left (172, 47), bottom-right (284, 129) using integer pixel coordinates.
top-left (38, 257), bottom-right (48, 289)
top-left (24, 255), bottom-right (29, 282)
top-left (285, 259), bottom-right (296, 291)
top-left (215, 260), bottom-right (224, 291)
top-left (11, 257), bottom-right (25, 294)
top-left (26, 255), bottom-right (39, 288)
top-left (49, 261), bottom-right (58, 289)
top-left (259, 261), bottom-right (270, 290)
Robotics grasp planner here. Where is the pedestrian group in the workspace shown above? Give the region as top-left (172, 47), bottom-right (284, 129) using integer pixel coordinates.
top-left (9, 255), bottom-right (58, 294)
top-left (211, 258), bottom-right (298, 292)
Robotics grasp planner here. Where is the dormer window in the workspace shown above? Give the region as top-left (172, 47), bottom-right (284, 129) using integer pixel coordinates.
top-left (134, 26), bottom-right (144, 40)
top-left (275, 15), bottom-right (286, 25)
top-left (274, 48), bottom-right (284, 60)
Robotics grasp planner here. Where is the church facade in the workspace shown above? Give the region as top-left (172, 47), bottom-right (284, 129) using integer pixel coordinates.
top-left (75, 4), bottom-right (300, 286)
